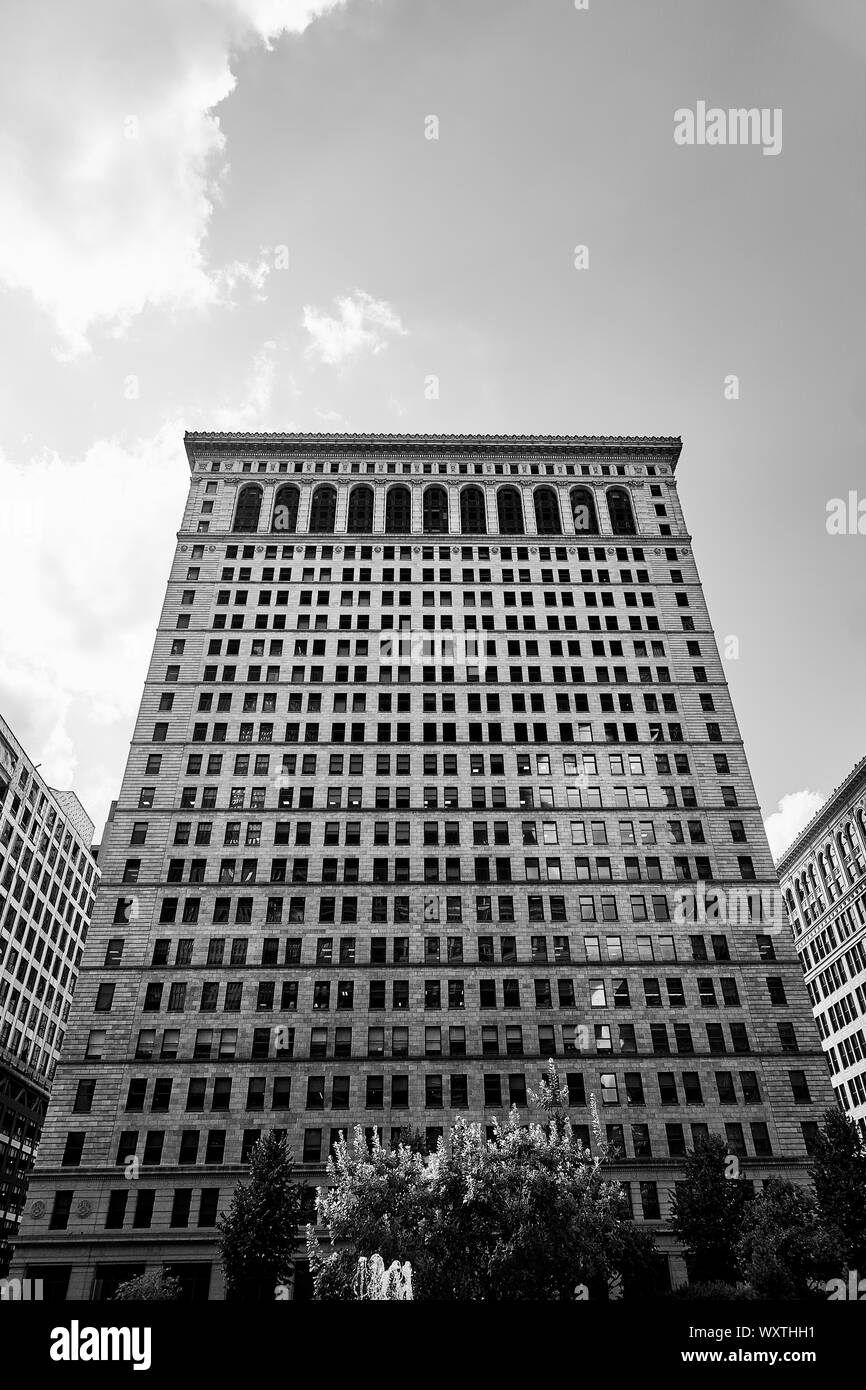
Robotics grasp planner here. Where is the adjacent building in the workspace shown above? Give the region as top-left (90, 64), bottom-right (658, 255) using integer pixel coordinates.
top-left (777, 757), bottom-right (866, 1140)
top-left (0, 713), bottom-right (99, 1275)
top-left (11, 432), bottom-right (833, 1299)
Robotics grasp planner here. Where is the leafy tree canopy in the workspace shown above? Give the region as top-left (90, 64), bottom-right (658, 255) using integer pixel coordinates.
top-left (668, 1134), bottom-right (751, 1286)
top-left (112, 1269), bottom-right (182, 1301)
top-left (809, 1107), bottom-right (866, 1271)
top-left (218, 1132), bottom-right (309, 1301)
top-left (309, 1062), bottom-right (657, 1300)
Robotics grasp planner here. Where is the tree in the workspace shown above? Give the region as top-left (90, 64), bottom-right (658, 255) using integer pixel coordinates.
top-left (218, 1133), bottom-right (309, 1300)
top-left (308, 1065), bottom-right (657, 1300)
top-left (112, 1269), bottom-right (182, 1301)
top-left (669, 1281), bottom-right (758, 1301)
top-left (306, 1126), bottom-right (430, 1300)
top-left (388, 1125), bottom-right (430, 1156)
top-left (809, 1107), bottom-right (866, 1271)
top-left (737, 1178), bottom-right (835, 1299)
top-left (668, 1135), bottom-right (751, 1285)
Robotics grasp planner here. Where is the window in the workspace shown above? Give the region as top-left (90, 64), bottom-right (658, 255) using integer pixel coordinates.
top-left (49, 1191), bottom-right (74, 1230)
top-left (426, 1075), bottom-right (443, 1108)
top-left (571, 487), bottom-right (598, 535)
top-left (309, 485), bottom-right (337, 533)
top-left (509, 1074), bottom-right (527, 1106)
top-left (423, 485), bottom-right (449, 534)
top-left (607, 487), bottom-right (636, 535)
top-left (600, 1073), bottom-right (618, 1105)
top-left (497, 486), bottom-right (524, 534)
top-left (460, 486), bottom-right (487, 534)
top-left (73, 1080), bottom-right (96, 1113)
top-left (639, 1181), bottom-right (661, 1220)
top-left (233, 484), bottom-right (262, 533)
top-left (766, 976), bottom-right (787, 1006)
top-left (272, 483), bottom-right (299, 533)
top-left (385, 485), bottom-right (411, 533)
top-left (95, 983), bottom-right (115, 1012)
top-left (303, 1129), bottom-right (322, 1163)
top-left (61, 1132), bottom-right (86, 1167)
top-left (347, 484), bottom-right (374, 532)
top-left (533, 487), bottom-right (561, 535)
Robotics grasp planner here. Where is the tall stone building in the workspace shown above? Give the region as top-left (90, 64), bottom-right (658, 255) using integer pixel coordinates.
top-left (777, 757), bottom-right (866, 1141)
top-left (0, 713), bottom-right (98, 1276)
top-left (11, 432), bottom-right (832, 1299)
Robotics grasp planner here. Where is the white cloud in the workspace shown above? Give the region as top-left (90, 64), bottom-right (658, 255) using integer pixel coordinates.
top-left (0, 0), bottom-right (346, 352)
top-left (303, 290), bottom-right (407, 366)
top-left (214, 257), bottom-right (272, 303)
top-left (0, 422), bottom-right (189, 829)
top-left (765, 788), bottom-right (826, 862)
top-left (211, 340), bottom-right (280, 428)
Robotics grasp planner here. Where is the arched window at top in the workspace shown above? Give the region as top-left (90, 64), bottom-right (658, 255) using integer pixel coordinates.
top-left (309, 484), bottom-right (337, 534)
top-left (271, 484), bottom-right (299, 533)
top-left (607, 486), bottom-right (636, 535)
top-left (496, 486), bottom-right (524, 535)
top-left (460, 486), bottom-right (487, 534)
top-left (570, 486), bottom-right (598, 535)
top-left (385, 485), bottom-right (411, 534)
top-left (423, 485), bottom-right (449, 534)
top-left (533, 486), bottom-right (562, 535)
top-left (347, 485), bottom-right (374, 533)
top-left (233, 484), bottom-right (263, 533)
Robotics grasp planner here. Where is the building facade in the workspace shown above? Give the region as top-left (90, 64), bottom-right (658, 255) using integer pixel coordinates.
top-left (777, 757), bottom-right (866, 1141)
top-left (0, 713), bottom-right (98, 1275)
top-left (11, 432), bottom-right (833, 1299)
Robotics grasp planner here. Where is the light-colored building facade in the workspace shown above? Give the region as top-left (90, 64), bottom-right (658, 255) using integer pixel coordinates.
top-left (0, 713), bottom-right (99, 1275)
top-left (11, 432), bottom-right (833, 1299)
top-left (777, 757), bottom-right (866, 1141)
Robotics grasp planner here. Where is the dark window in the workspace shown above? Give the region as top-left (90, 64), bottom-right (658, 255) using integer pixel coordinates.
top-left (607, 487), bottom-right (636, 535)
top-left (347, 485), bottom-right (374, 532)
top-left (233, 485), bottom-right (262, 533)
top-left (460, 486), bottom-right (487, 534)
top-left (309, 485), bottom-right (337, 534)
top-left (385, 485), bottom-right (411, 533)
top-left (423, 485), bottom-right (449, 534)
top-left (49, 1191), bottom-right (74, 1230)
top-left (272, 483), bottom-right (299, 533)
top-left (570, 486), bottom-right (598, 535)
top-left (533, 486), bottom-right (561, 535)
top-left (497, 486), bottom-right (524, 534)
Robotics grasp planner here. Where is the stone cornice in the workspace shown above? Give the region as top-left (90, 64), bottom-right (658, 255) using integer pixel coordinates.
top-left (776, 754), bottom-right (866, 875)
top-left (184, 431), bottom-right (683, 470)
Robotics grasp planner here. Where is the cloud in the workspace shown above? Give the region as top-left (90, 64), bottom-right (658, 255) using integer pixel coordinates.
top-left (765, 789), bottom-right (826, 862)
top-left (303, 290), bottom-right (407, 366)
top-left (210, 340), bottom-right (280, 428)
top-left (0, 422), bottom-right (189, 828)
top-left (0, 0), bottom-right (346, 352)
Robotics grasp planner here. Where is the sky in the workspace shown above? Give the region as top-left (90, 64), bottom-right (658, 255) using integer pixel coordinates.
top-left (0, 0), bottom-right (864, 853)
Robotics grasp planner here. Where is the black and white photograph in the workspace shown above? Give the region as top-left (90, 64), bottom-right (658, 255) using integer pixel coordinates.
top-left (0, 0), bottom-right (864, 1370)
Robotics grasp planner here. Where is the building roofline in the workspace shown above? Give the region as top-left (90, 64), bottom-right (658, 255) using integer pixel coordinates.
top-left (776, 753), bottom-right (866, 874)
top-left (0, 712), bottom-right (97, 854)
top-left (184, 431), bottom-right (683, 470)
top-left (48, 788), bottom-right (96, 847)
